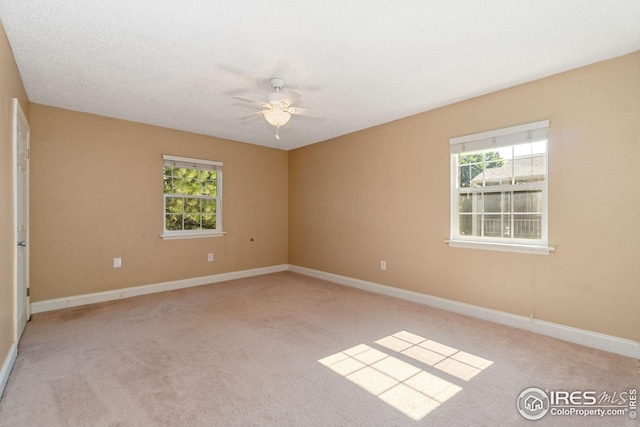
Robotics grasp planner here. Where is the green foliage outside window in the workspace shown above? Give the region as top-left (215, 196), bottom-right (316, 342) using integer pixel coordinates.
top-left (163, 167), bottom-right (218, 231)
top-left (458, 151), bottom-right (503, 188)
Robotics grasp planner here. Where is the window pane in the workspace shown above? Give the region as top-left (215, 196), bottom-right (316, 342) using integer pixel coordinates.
top-left (459, 164), bottom-right (472, 188)
top-left (483, 192), bottom-right (511, 213)
top-left (202, 214), bottom-right (216, 230)
top-left (459, 153), bottom-right (480, 165)
top-left (165, 214), bottom-right (182, 231)
top-left (459, 152), bottom-right (484, 188)
top-left (484, 151), bottom-right (504, 163)
top-left (514, 155), bottom-right (545, 183)
top-left (184, 198), bottom-right (201, 214)
top-left (484, 159), bottom-right (509, 186)
top-left (514, 214), bottom-right (542, 239)
top-left (165, 197), bottom-right (183, 214)
top-left (163, 167), bottom-right (173, 193)
top-left (459, 214), bottom-right (482, 236)
top-left (514, 141), bottom-right (546, 157)
top-left (458, 193), bottom-right (481, 214)
top-left (171, 178), bottom-right (185, 194)
top-left (202, 199), bottom-right (216, 214)
top-left (484, 214), bottom-right (505, 237)
top-left (200, 170), bottom-right (217, 180)
top-left (460, 150), bottom-right (508, 187)
top-left (183, 174), bottom-right (200, 194)
top-left (202, 180), bottom-right (217, 196)
top-left (514, 190), bottom-right (542, 213)
top-left (184, 214), bottom-right (201, 230)
top-left (469, 170), bottom-right (484, 187)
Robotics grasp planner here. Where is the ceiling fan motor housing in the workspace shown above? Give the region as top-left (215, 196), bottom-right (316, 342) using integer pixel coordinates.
top-left (269, 77), bottom-right (286, 90)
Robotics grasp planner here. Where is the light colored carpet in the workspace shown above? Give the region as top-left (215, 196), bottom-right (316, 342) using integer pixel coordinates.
top-left (0, 272), bottom-right (637, 426)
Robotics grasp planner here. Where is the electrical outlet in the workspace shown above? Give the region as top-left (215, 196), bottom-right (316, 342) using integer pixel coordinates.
top-left (380, 260), bottom-right (387, 271)
top-left (208, 253), bottom-right (214, 262)
top-left (113, 257), bottom-right (122, 268)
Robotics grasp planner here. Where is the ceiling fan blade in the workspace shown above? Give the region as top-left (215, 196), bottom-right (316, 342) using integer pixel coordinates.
top-left (233, 96), bottom-right (270, 108)
top-left (239, 111), bottom-right (267, 121)
top-left (287, 106), bottom-right (324, 118)
top-left (280, 90), bottom-right (302, 107)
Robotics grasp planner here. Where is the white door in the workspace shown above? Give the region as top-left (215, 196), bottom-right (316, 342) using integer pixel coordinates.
top-left (14, 99), bottom-right (30, 342)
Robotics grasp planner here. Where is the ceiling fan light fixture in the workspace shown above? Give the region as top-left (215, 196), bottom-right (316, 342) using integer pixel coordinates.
top-left (233, 77), bottom-right (322, 140)
top-left (264, 108), bottom-right (291, 127)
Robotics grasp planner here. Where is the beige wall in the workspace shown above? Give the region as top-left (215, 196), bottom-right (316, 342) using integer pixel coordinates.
top-left (289, 51), bottom-right (640, 342)
top-left (29, 105), bottom-right (288, 301)
top-left (0, 21), bottom-right (29, 368)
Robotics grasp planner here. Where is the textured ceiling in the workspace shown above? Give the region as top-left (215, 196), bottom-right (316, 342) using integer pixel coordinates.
top-left (1, 1), bottom-right (639, 150)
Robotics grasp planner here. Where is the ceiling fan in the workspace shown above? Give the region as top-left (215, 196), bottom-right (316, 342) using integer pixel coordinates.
top-left (234, 78), bottom-right (323, 140)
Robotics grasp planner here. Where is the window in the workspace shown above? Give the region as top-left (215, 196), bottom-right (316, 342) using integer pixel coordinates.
top-left (448, 120), bottom-right (553, 254)
top-left (162, 155), bottom-right (223, 239)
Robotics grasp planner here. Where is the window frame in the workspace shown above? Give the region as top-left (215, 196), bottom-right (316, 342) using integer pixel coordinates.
top-left (447, 120), bottom-right (555, 255)
top-left (161, 155), bottom-right (224, 240)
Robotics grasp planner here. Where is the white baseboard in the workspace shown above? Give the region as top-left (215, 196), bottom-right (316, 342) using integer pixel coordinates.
top-left (0, 343), bottom-right (17, 400)
top-left (31, 264), bottom-right (288, 314)
top-left (288, 265), bottom-right (640, 359)
top-left (28, 263), bottom-right (639, 359)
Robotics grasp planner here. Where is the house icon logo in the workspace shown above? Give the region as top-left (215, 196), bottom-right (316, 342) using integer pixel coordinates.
top-left (517, 387), bottom-right (550, 420)
top-left (525, 395), bottom-right (544, 411)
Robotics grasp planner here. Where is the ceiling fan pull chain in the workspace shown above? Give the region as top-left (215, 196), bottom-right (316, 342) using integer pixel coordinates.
top-left (275, 126), bottom-right (281, 140)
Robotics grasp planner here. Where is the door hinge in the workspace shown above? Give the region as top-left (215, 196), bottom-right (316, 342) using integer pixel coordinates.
top-left (26, 287), bottom-right (30, 297)
top-left (27, 148), bottom-right (30, 159)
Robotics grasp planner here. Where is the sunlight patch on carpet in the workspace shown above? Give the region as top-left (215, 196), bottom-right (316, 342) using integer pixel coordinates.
top-left (377, 332), bottom-right (493, 381)
top-left (318, 331), bottom-right (493, 421)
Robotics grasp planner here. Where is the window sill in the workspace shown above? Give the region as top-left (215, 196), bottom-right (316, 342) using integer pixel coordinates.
top-left (161, 231), bottom-right (226, 240)
top-left (445, 239), bottom-right (555, 255)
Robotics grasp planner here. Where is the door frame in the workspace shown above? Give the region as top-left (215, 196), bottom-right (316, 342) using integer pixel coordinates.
top-left (13, 98), bottom-right (30, 342)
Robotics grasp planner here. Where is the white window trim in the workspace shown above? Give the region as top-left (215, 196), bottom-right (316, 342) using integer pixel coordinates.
top-left (161, 155), bottom-right (224, 240)
top-left (448, 120), bottom-right (555, 255)
top-left (445, 240), bottom-right (555, 255)
top-left (161, 230), bottom-right (225, 240)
